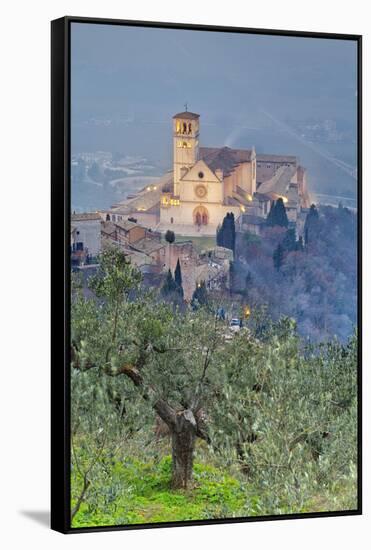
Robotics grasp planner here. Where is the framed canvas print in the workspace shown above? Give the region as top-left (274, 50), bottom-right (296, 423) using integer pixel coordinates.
top-left (51, 16), bottom-right (362, 533)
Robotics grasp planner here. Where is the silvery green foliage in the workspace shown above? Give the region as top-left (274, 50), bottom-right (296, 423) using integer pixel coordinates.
top-left (209, 322), bottom-right (357, 513)
top-left (70, 248), bottom-right (357, 519)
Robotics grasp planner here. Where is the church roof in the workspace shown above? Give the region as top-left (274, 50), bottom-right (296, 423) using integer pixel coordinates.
top-left (257, 165), bottom-right (297, 196)
top-left (173, 111), bottom-right (200, 120)
top-left (257, 153), bottom-right (297, 164)
top-left (199, 146), bottom-right (253, 177)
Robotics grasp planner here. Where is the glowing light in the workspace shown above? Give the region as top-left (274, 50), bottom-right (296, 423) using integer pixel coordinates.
top-left (153, 186), bottom-right (157, 190)
top-left (246, 194), bottom-right (253, 201)
top-left (282, 196), bottom-right (288, 204)
top-left (146, 186), bottom-right (151, 192)
top-left (240, 205), bottom-right (246, 212)
top-left (244, 306), bottom-right (251, 318)
top-left (177, 140), bottom-right (192, 148)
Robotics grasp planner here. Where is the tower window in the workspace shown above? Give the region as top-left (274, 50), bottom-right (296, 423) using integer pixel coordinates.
top-left (198, 171), bottom-right (204, 179)
top-left (177, 139), bottom-right (192, 148)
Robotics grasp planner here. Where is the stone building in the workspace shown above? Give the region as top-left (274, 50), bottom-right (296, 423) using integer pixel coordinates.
top-left (103, 110), bottom-right (311, 237)
top-left (71, 212), bottom-right (102, 258)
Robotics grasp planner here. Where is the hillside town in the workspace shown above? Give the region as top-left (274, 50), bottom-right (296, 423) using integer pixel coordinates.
top-left (71, 110), bottom-right (312, 301)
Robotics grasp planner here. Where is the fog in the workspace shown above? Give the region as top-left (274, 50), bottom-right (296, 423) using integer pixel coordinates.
top-left (71, 22), bottom-right (358, 201)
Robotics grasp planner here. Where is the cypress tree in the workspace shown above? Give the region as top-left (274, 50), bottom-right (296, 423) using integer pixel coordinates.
top-left (273, 243), bottom-right (284, 271)
top-left (216, 212), bottom-right (236, 253)
top-left (161, 269), bottom-right (177, 296)
top-left (174, 258), bottom-right (182, 288)
top-left (266, 200), bottom-right (276, 226)
top-left (174, 259), bottom-right (184, 299)
top-left (304, 204), bottom-right (319, 246)
top-left (230, 212), bottom-right (236, 253)
top-left (266, 198), bottom-right (288, 228)
top-left (191, 281), bottom-right (208, 308)
top-left (274, 198), bottom-right (289, 227)
top-left (282, 227), bottom-right (296, 252)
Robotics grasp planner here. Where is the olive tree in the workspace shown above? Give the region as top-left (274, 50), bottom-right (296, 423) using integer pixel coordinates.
top-left (71, 248), bottom-right (224, 489)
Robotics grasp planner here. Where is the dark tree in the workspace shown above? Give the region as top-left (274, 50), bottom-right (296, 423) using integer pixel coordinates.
top-left (265, 200), bottom-right (276, 226)
top-left (191, 281), bottom-right (208, 308)
top-left (174, 259), bottom-right (184, 299)
top-left (295, 235), bottom-right (304, 252)
top-left (216, 212), bottom-right (236, 253)
top-left (266, 198), bottom-right (289, 228)
top-left (244, 272), bottom-right (253, 299)
top-left (304, 204), bottom-right (320, 246)
top-left (161, 269), bottom-right (178, 296)
top-left (273, 243), bottom-right (284, 271)
top-left (165, 230), bottom-right (175, 244)
top-left (174, 258), bottom-right (182, 288)
top-left (282, 228), bottom-right (297, 252)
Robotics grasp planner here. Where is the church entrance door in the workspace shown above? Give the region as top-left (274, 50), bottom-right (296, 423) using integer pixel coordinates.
top-left (193, 206), bottom-right (209, 226)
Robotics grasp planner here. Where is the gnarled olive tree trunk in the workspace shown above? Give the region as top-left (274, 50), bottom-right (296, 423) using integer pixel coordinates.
top-left (153, 403), bottom-right (210, 489)
top-left (171, 409), bottom-right (197, 489)
top-left (72, 347), bottom-right (210, 491)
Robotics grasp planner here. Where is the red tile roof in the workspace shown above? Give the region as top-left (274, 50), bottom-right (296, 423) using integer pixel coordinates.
top-left (199, 146), bottom-right (252, 176)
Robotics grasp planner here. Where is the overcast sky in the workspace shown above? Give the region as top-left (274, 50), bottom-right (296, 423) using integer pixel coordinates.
top-left (71, 22), bottom-right (358, 197)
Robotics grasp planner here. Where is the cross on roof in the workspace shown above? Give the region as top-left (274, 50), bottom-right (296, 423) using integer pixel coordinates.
top-left (184, 102), bottom-right (188, 112)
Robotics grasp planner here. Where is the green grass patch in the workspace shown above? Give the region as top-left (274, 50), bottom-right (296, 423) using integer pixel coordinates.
top-left (175, 236), bottom-right (216, 253)
top-left (71, 456), bottom-right (256, 528)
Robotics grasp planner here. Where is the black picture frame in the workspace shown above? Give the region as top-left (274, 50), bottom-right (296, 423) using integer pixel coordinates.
top-left (51, 16), bottom-right (362, 534)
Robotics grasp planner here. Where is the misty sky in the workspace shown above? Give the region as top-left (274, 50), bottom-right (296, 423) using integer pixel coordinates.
top-left (71, 22), bottom-right (358, 198)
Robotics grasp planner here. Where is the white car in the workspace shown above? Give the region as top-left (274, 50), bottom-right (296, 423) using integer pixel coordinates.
top-left (229, 318), bottom-right (241, 332)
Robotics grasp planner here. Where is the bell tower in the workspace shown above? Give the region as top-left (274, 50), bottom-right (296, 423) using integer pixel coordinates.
top-left (173, 109), bottom-right (200, 196)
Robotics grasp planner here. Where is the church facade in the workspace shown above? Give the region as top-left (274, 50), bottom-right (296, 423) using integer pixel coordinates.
top-left (105, 110), bottom-right (310, 236)
top-left (159, 111), bottom-right (257, 234)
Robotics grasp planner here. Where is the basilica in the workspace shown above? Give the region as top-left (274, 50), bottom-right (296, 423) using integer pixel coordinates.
top-left (106, 110), bottom-right (311, 235)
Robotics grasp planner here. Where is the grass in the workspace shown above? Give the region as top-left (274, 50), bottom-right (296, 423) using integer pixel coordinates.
top-left (71, 452), bottom-right (358, 528)
top-left (175, 235), bottom-right (216, 253)
top-left (71, 456), bottom-right (255, 528)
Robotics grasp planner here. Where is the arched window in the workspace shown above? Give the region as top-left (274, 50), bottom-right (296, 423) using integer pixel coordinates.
top-left (170, 217), bottom-right (174, 224)
top-left (188, 122), bottom-right (192, 134)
